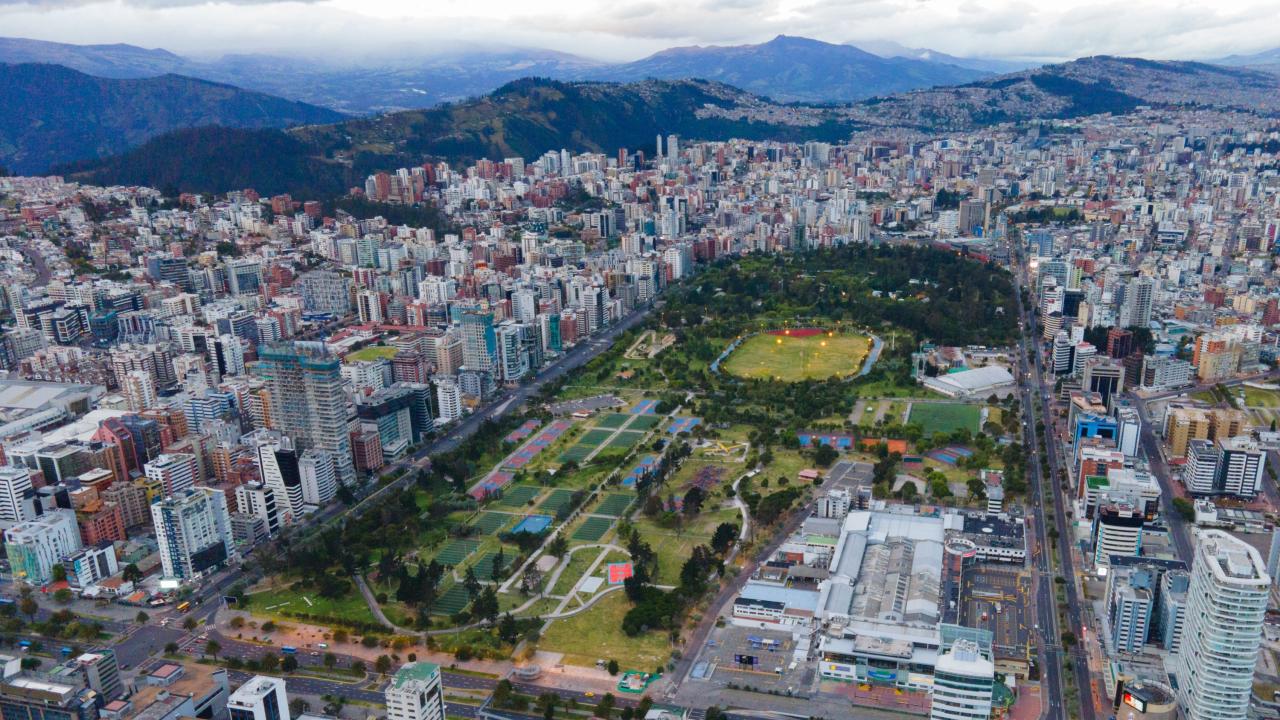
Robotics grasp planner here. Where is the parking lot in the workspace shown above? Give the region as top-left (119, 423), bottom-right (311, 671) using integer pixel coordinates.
top-left (694, 625), bottom-right (808, 694)
top-left (826, 460), bottom-right (873, 488)
top-left (960, 563), bottom-right (1032, 676)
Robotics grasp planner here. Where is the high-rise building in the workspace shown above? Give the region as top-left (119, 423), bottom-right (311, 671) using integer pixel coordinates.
top-left (0, 466), bottom-right (34, 525)
top-left (385, 662), bottom-right (444, 720)
top-left (144, 453), bottom-right (200, 496)
top-left (459, 311), bottom-right (497, 373)
top-left (297, 271), bottom-right (353, 315)
top-left (1171, 530), bottom-right (1269, 720)
top-left (254, 343), bottom-right (356, 487)
top-left (3, 510), bottom-right (83, 585)
top-left (228, 675), bottom-right (290, 720)
top-left (234, 482), bottom-right (280, 536)
top-left (254, 435), bottom-right (305, 522)
top-left (299, 449), bottom-right (338, 507)
top-left (1106, 566), bottom-right (1154, 654)
top-left (151, 487), bottom-right (236, 582)
top-left (929, 639), bottom-right (994, 720)
top-left (1093, 496), bottom-right (1143, 565)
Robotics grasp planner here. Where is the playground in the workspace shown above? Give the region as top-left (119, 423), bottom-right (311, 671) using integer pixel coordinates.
top-left (720, 329), bottom-right (871, 382)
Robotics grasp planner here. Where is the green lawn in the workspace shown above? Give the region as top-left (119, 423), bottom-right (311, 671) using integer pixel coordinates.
top-left (721, 332), bottom-right (870, 382)
top-left (345, 346), bottom-right (399, 362)
top-left (247, 583), bottom-right (378, 625)
top-left (1243, 386), bottom-right (1280, 408)
top-left (540, 592), bottom-right (673, 671)
top-left (908, 402), bottom-right (981, 436)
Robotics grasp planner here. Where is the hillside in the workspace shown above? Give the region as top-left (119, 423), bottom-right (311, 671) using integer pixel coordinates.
top-left (0, 34), bottom-right (987, 111)
top-left (65, 78), bottom-right (857, 194)
top-left (62, 56), bottom-right (1280, 198)
top-left (0, 36), bottom-right (184, 78)
top-left (0, 63), bottom-right (345, 174)
top-left (841, 56), bottom-right (1280, 131)
top-left (584, 35), bottom-right (988, 103)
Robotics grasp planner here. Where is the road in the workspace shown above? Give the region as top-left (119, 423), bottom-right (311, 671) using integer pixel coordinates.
top-left (1010, 238), bottom-right (1094, 720)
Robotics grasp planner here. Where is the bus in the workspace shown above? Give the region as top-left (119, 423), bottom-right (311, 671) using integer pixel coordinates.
top-left (281, 646), bottom-right (297, 655)
top-left (176, 601), bottom-right (191, 613)
top-left (17, 640), bottom-right (31, 649)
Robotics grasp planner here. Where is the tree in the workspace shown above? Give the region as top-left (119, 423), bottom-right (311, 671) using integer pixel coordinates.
top-left (710, 522), bottom-right (739, 555)
top-left (282, 655), bottom-right (298, 672)
top-left (51, 565), bottom-right (67, 583)
top-left (183, 617), bottom-right (198, 631)
top-left (595, 693), bottom-right (617, 719)
top-left (205, 640), bottom-right (221, 659)
top-left (122, 564), bottom-right (143, 583)
top-left (537, 693), bottom-right (558, 720)
top-left (164, 642), bottom-right (179, 654)
top-left (898, 480), bottom-right (919, 503)
top-left (547, 534), bottom-right (569, 559)
top-left (492, 679), bottom-right (514, 708)
top-left (53, 589), bottom-right (72, 604)
top-left (261, 653), bottom-right (280, 672)
top-left (473, 586), bottom-right (499, 623)
top-left (606, 658), bottom-right (620, 676)
top-left (1060, 631), bottom-right (1077, 648)
top-left (375, 655), bottom-right (392, 674)
top-left (18, 596), bottom-right (37, 621)
top-left (135, 611), bottom-right (149, 625)
top-left (323, 652), bottom-right (337, 669)
top-left (813, 443), bottom-right (838, 468)
top-left (1172, 497), bottom-right (1195, 521)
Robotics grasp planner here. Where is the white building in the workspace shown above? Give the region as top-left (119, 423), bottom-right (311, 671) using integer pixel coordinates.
top-left (385, 662), bottom-right (444, 720)
top-left (3, 509), bottom-right (82, 585)
top-left (144, 453), bottom-right (199, 496)
top-left (817, 488), bottom-right (851, 520)
top-left (234, 482), bottom-right (280, 536)
top-left (434, 377), bottom-right (463, 425)
top-left (228, 675), bottom-right (289, 720)
top-left (1171, 529), bottom-right (1270, 720)
top-left (929, 639), bottom-right (994, 720)
top-left (920, 365), bottom-right (1014, 399)
top-left (299, 450), bottom-right (338, 507)
top-left (255, 435), bottom-right (305, 523)
top-left (151, 487), bottom-right (236, 583)
top-left (0, 466), bottom-right (33, 525)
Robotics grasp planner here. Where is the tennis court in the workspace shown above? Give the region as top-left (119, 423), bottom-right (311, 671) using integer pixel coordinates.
top-left (631, 399), bottom-right (659, 414)
top-left (434, 538), bottom-right (480, 566)
top-left (596, 413), bottom-right (632, 429)
top-left (557, 443), bottom-right (595, 463)
top-left (628, 414), bottom-right (662, 430)
top-left (472, 551), bottom-right (509, 581)
top-left (434, 584), bottom-right (472, 615)
top-left (581, 428), bottom-right (615, 445)
top-left (595, 493), bottom-right (633, 517)
top-left (471, 512), bottom-right (511, 535)
top-left (512, 514), bottom-right (553, 534)
top-left (539, 488), bottom-right (576, 514)
top-left (607, 431), bottom-right (645, 448)
top-left (572, 516), bottom-right (614, 542)
top-left (496, 485), bottom-right (541, 507)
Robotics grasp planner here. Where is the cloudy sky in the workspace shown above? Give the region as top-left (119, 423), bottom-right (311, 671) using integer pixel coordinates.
top-left (1, 0), bottom-right (1277, 63)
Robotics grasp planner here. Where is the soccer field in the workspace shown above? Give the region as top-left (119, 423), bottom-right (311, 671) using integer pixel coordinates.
top-left (721, 332), bottom-right (870, 382)
top-left (908, 403), bottom-right (981, 436)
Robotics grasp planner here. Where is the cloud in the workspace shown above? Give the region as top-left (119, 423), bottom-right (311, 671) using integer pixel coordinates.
top-left (0, 0), bottom-right (1278, 63)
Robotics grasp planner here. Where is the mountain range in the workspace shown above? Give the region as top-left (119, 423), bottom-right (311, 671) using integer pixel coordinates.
top-left (0, 34), bottom-right (993, 112)
top-left (57, 56), bottom-right (1280, 198)
top-left (0, 63), bottom-right (342, 175)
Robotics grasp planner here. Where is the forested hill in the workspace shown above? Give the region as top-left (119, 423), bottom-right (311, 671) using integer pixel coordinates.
top-left (0, 63), bottom-right (343, 174)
